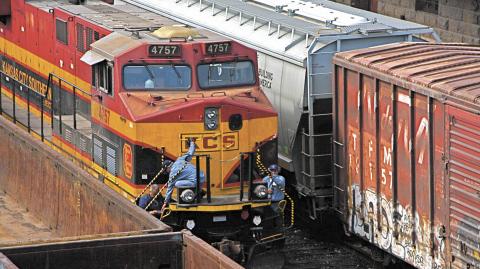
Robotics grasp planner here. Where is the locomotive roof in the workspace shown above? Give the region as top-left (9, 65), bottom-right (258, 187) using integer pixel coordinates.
top-left (334, 43), bottom-right (480, 109)
top-left (28, 0), bottom-right (229, 42)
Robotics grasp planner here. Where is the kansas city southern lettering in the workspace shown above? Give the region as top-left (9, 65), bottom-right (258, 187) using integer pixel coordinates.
top-left (1, 60), bottom-right (49, 97)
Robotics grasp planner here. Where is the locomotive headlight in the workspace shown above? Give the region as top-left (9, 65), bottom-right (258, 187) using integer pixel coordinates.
top-left (186, 220), bottom-right (195, 230)
top-left (204, 107), bottom-right (219, 130)
top-left (253, 185), bottom-right (268, 199)
top-left (180, 189), bottom-right (195, 203)
top-left (253, 216), bottom-right (262, 226)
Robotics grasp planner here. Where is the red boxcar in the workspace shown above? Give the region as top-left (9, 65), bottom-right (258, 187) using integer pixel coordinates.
top-left (333, 43), bottom-right (480, 269)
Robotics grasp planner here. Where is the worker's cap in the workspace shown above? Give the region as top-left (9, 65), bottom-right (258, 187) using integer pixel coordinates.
top-left (268, 164), bottom-right (280, 172)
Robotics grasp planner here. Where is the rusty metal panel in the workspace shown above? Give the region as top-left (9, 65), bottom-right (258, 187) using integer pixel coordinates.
top-left (432, 99), bottom-right (447, 266)
top-left (333, 65), bottom-right (347, 214)
top-left (1, 231), bottom-right (184, 269)
top-left (446, 105), bottom-right (480, 269)
top-left (345, 69), bottom-right (361, 234)
top-left (183, 232), bottom-right (242, 269)
top-left (0, 117), bottom-right (169, 242)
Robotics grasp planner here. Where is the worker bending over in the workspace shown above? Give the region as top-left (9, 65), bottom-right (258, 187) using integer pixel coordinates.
top-left (161, 138), bottom-right (205, 212)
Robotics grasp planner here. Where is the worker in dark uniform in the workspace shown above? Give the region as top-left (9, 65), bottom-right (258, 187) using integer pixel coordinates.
top-left (139, 184), bottom-right (164, 217)
top-left (161, 138), bottom-right (205, 212)
top-left (263, 164), bottom-right (286, 212)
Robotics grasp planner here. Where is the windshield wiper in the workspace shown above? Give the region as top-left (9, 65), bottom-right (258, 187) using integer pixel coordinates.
top-left (171, 64), bottom-right (181, 80)
top-left (140, 61), bottom-right (154, 79)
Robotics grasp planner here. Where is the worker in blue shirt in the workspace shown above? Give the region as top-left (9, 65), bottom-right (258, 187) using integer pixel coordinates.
top-left (138, 184), bottom-right (164, 217)
top-left (263, 164), bottom-right (285, 210)
top-left (161, 138), bottom-right (205, 212)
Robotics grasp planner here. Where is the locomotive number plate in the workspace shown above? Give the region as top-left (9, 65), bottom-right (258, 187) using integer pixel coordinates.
top-left (148, 45), bottom-right (181, 57)
top-left (205, 42), bottom-right (231, 55)
top-left (213, 215), bottom-right (227, 222)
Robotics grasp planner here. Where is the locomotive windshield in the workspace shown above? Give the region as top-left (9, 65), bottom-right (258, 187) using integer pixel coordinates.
top-left (123, 64), bottom-right (191, 90)
top-left (197, 61), bottom-right (255, 89)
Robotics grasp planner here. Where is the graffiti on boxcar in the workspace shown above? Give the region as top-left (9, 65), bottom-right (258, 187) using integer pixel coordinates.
top-left (415, 117), bottom-right (429, 165)
top-left (348, 185), bottom-right (445, 269)
top-left (349, 132), bottom-right (360, 176)
top-left (381, 145), bottom-right (393, 189)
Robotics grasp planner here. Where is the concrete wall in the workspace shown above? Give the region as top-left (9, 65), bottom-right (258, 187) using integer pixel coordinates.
top-left (0, 117), bottom-right (169, 239)
top-left (378, 0), bottom-right (480, 43)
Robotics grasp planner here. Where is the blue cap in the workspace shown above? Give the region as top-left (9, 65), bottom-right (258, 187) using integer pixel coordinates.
top-left (268, 164), bottom-right (279, 172)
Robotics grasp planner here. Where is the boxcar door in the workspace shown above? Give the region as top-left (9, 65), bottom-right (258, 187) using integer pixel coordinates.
top-left (446, 105), bottom-right (480, 269)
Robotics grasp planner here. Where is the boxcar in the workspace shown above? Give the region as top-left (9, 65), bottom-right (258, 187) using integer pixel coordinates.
top-left (333, 43), bottom-right (480, 269)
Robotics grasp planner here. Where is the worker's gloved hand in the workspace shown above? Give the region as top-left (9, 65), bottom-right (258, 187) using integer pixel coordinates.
top-left (188, 137), bottom-right (198, 149)
top-left (149, 210), bottom-right (161, 217)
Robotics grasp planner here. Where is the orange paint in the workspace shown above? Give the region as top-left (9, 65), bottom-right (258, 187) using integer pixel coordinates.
top-left (123, 143), bottom-right (133, 180)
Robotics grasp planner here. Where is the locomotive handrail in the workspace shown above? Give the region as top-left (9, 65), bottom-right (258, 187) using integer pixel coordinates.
top-left (210, 91), bottom-right (226, 97)
top-left (193, 154), bottom-right (212, 203)
top-left (47, 73), bottom-right (91, 132)
top-left (0, 70), bottom-right (49, 141)
top-left (186, 92), bottom-right (205, 98)
top-left (47, 73), bottom-right (92, 96)
top-left (0, 72), bottom-right (102, 181)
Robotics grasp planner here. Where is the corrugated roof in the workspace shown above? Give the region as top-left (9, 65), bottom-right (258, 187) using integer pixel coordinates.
top-left (335, 43), bottom-right (480, 106)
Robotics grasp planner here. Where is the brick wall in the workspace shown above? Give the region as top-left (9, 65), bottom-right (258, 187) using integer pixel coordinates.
top-left (378, 0), bottom-right (480, 44)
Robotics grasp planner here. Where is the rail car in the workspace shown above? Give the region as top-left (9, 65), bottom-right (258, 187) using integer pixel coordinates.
top-left (333, 43), bottom-right (480, 269)
top-left (0, 0), bottom-right (283, 258)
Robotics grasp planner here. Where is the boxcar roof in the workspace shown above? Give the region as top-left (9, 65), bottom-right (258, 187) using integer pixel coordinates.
top-left (334, 42), bottom-right (480, 108)
top-left (28, 0), bottom-right (227, 42)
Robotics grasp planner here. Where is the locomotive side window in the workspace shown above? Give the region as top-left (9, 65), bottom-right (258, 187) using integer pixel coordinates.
top-left (123, 64), bottom-right (191, 91)
top-left (96, 62), bottom-right (113, 96)
top-left (56, 19), bottom-right (68, 45)
top-left (197, 61), bottom-right (255, 89)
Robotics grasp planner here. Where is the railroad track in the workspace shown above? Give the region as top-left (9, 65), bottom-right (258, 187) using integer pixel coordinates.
top-left (247, 227), bottom-right (376, 269)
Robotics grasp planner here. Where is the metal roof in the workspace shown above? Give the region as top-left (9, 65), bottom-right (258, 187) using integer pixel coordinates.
top-left (30, 0), bottom-right (227, 42)
top-left (254, 0), bottom-right (429, 30)
top-left (123, 0), bottom-right (437, 65)
top-left (334, 43), bottom-right (480, 106)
